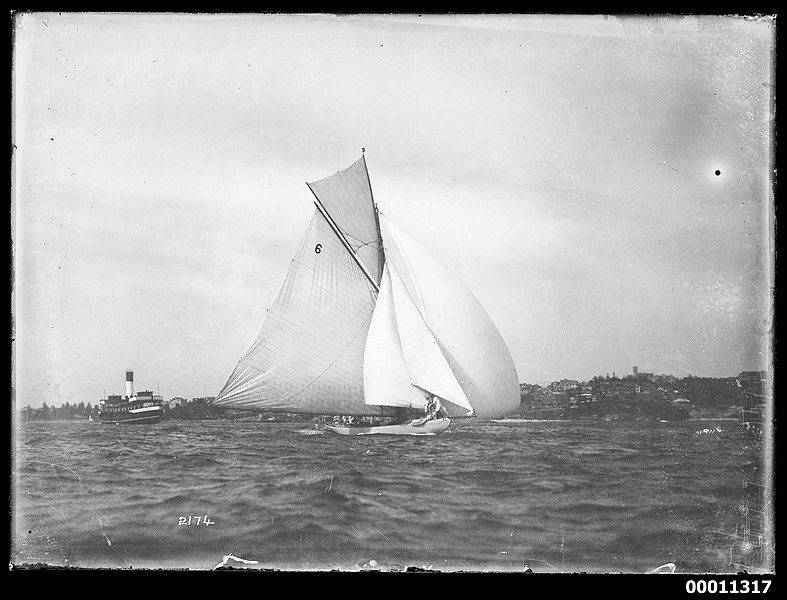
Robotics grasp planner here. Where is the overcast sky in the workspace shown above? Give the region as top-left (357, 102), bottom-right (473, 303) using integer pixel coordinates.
top-left (12, 13), bottom-right (774, 406)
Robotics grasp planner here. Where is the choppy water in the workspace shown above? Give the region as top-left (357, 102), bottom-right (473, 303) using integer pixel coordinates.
top-left (11, 418), bottom-right (772, 572)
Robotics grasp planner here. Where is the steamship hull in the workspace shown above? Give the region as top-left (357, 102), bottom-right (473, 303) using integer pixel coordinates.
top-left (99, 370), bottom-right (165, 424)
top-left (98, 402), bottom-right (165, 424)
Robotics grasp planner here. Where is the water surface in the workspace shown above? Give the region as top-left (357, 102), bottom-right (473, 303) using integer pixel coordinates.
top-left (11, 418), bottom-right (771, 572)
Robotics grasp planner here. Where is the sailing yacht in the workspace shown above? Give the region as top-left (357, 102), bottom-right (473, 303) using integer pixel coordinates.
top-left (211, 154), bottom-right (519, 435)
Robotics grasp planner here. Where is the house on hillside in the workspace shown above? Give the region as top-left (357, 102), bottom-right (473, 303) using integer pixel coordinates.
top-left (168, 397), bottom-right (186, 409)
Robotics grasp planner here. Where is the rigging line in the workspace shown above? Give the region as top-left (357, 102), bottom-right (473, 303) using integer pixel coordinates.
top-left (342, 236), bottom-right (378, 250)
top-left (374, 204), bottom-right (385, 273)
top-left (334, 228), bottom-right (371, 247)
top-left (362, 154), bottom-right (386, 276)
top-left (308, 193), bottom-right (380, 292)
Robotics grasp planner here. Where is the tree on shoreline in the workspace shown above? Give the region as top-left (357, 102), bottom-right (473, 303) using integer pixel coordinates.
top-left (19, 401), bottom-right (98, 421)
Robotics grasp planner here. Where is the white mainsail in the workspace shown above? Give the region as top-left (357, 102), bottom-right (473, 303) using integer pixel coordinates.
top-left (214, 156), bottom-right (520, 420)
top-left (362, 264), bottom-right (429, 410)
top-left (385, 262), bottom-right (474, 414)
top-left (212, 210), bottom-right (382, 415)
top-left (379, 214), bottom-right (520, 418)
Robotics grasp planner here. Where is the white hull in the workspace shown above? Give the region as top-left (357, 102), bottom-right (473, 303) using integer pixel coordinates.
top-left (98, 400), bottom-right (165, 424)
top-left (325, 417), bottom-right (450, 436)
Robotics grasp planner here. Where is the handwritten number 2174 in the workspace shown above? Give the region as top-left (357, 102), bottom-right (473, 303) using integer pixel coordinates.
top-left (178, 515), bottom-right (215, 526)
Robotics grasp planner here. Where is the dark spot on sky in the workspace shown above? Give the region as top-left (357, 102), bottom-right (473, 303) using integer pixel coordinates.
top-left (715, 170), bottom-right (721, 176)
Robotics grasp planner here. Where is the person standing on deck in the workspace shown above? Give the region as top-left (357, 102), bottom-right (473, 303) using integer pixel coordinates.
top-left (426, 394), bottom-right (443, 420)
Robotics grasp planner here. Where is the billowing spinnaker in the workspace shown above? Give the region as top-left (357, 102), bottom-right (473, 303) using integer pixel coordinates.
top-left (363, 264), bottom-right (428, 409)
top-left (387, 263), bottom-right (474, 415)
top-left (306, 156), bottom-right (383, 286)
top-left (213, 210), bottom-right (384, 416)
top-left (379, 214), bottom-right (520, 418)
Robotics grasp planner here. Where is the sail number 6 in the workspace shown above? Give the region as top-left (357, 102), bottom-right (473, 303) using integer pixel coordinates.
top-left (315, 244), bottom-right (322, 254)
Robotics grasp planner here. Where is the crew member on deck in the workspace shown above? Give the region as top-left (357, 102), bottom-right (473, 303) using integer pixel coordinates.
top-left (423, 394), bottom-right (444, 421)
top-left (430, 395), bottom-right (441, 418)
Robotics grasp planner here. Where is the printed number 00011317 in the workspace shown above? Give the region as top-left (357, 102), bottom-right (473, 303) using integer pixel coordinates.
top-left (685, 580), bottom-right (771, 594)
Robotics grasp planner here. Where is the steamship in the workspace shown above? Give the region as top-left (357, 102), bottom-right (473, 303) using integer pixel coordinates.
top-left (98, 371), bottom-right (166, 424)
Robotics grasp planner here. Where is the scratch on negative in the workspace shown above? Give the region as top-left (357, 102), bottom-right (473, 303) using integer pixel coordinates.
top-left (93, 511), bottom-right (112, 546)
top-left (375, 528), bottom-right (390, 541)
top-left (24, 461), bottom-right (81, 482)
top-left (214, 554), bottom-right (259, 570)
